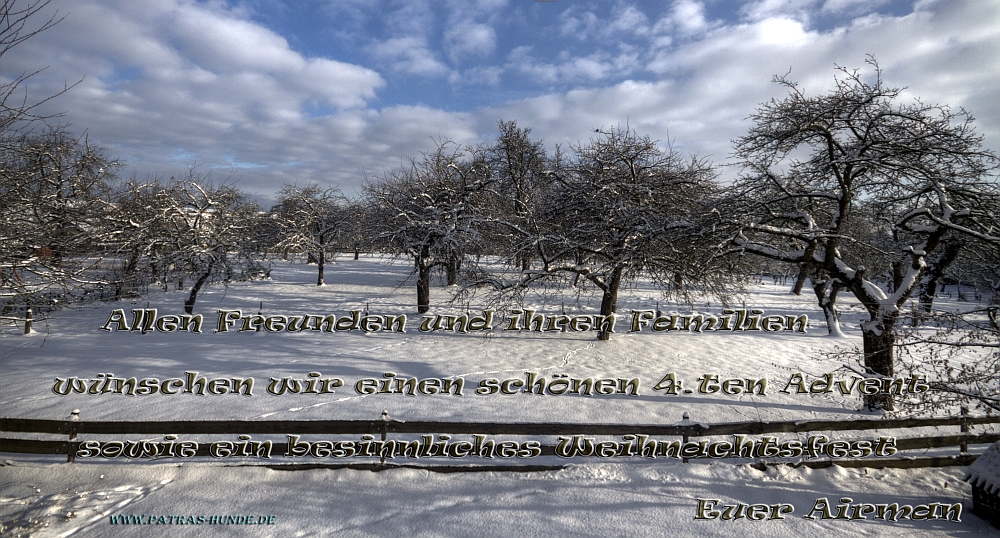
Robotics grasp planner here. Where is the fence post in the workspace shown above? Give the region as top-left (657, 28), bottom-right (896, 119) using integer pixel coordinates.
top-left (67, 409), bottom-right (80, 463)
top-left (380, 410), bottom-right (389, 465)
top-left (23, 308), bottom-right (32, 335)
top-left (681, 412), bottom-right (690, 463)
top-left (960, 406), bottom-right (970, 454)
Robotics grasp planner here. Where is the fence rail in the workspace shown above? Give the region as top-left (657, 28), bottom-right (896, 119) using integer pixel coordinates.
top-left (2, 413), bottom-right (998, 470)
top-left (2, 414), bottom-right (999, 437)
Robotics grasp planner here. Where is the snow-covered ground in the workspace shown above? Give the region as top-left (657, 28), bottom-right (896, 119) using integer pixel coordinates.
top-left (2, 256), bottom-right (998, 536)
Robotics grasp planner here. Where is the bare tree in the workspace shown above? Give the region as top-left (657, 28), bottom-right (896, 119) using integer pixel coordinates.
top-left (365, 141), bottom-right (494, 313)
top-left (507, 126), bottom-right (721, 340)
top-left (113, 177), bottom-right (265, 314)
top-left (106, 178), bottom-right (165, 298)
top-left (483, 120), bottom-right (547, 270)
top-left (272, 184), bottom-right (350, 286)
top-left (728, 58), bottom-right (1000, 410)
top-left (342, 200), bottom-right (371, 261)
top-left (1, 127), bottom-right (119, 321)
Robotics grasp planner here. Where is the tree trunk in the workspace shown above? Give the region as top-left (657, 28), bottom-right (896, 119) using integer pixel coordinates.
top-left (446, 255), bottom-right (459, 286)
top-left (115, 254), bottom-right (140, 300)
top-left (354, 245), bottom-right (359, 260)
top-left (890, 261), bottom-right (905, 294)
top-left (813, 276), bottom-right (844, 337)
top-left (792, 263), bottom-right (810, 295)
top-left (317, 249), bottom-right (325, 286)
top-left (861, 317), bottom-right (896, 411)
top-left (417, 246), bottom-right (431, 313)
top-left (918, 241), bottom-right (962, 313)
top-left (571, 252), bottom-right (584, 287)
top-left (917, 279), bottom-right (938, 314)
top-left (598, 267), bottom-right (624, 341)
top-left (184, 270), bottom-right (212, 314)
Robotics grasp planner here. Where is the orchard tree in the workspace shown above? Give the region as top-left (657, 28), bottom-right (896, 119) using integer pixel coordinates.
top-left (512, 126), bottom-right (720, 341)
top-left (483, 120), bottom-right (547, 270)
top-left (113, 177), bottom-right (265, 314)
top-left (1, 128), bottom-right (119, 311)
top-left (2, 129), bottom-right (118, 263)
top-left (168, 180), bottom-right (265, 313)
top-left (342, 200), bottom-right (372, 260)
top-left (728, 58), bottom-right (999, 410)
top-left (272, 184), bottom-right (350, 286)
top-left (107, 178), bottom-right (167, 298)
top-left (365, 142), bottom-right (494, 313)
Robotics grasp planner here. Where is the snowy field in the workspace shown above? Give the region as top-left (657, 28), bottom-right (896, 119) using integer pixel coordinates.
top-left (2, 255), bottom-right (998, 537)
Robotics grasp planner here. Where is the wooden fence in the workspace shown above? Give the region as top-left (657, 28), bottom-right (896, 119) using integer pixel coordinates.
top-left (2, 412), bottom-right (997, 471)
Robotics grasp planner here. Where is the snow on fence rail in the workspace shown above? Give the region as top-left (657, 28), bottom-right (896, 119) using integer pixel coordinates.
top-left (2, 413), bottom-right (998, 470)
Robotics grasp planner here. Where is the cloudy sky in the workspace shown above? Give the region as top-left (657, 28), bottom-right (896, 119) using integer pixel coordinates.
top-left (4, 0), bottom-right (999, 200)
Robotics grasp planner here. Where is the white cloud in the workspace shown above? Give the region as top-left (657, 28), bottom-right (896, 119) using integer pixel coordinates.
top-left (739, 0), bottom-right (821, 24)
top-left (369, 37), bottom-right (451, 76)
top-left (506, 46), bottom-right (639, 85)
top-left (489, 0), bottom-right (1000, 184)
top-left (4, 0), bottom-right (997, 199)
top-left (10, 0), bottom-right (384, 114)
top-left (557, 7), bottom-right (601, 39)
top-left (822, 0), bottom-right (889, 14)
top-left (367, 0), bottom-right (507, 72)
top-left (606, 4), bottom-right (652, 37)
top-left (4, 0), bottom-right (398, 194)
top-left (558, 2), bottom-right (653, 41)
top-left (660, 0), bottom-right (710, 37)
top-left (754, 18), bottom-right (811, 46)
top-left (449, 65), bottom-right (504, 86)
top-left (380, 0), bottom-right (437, 37)
top-left (444, 22), bottom-right (497, 62)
